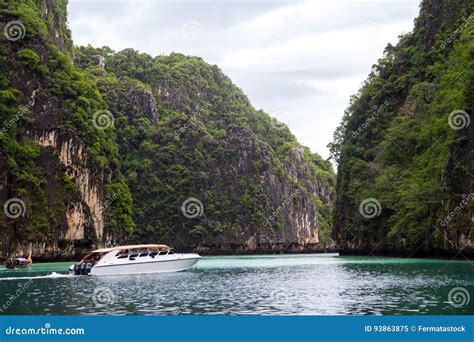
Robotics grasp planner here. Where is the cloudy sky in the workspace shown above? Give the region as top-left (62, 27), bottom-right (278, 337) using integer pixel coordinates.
top-left (68, 0), bottom-right (421, 159)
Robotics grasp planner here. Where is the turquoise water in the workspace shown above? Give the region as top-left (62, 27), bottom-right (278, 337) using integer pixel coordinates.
top-left (0, 254), bottom-right (472, 315)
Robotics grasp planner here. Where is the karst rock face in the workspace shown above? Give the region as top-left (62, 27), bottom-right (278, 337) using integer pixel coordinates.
top-left (0, 0), bottom-right (335, 259)
top-left (331, 0), bottom-right (474, 257)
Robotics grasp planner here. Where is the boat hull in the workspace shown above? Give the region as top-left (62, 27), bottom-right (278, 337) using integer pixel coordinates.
top-left (89, 255), bottom-right (200, 276)
top-left (4, 258), bottom-right (31, 269)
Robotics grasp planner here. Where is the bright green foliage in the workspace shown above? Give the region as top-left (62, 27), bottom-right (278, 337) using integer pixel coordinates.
top-left (17, 48), bottom-right (40, 68)
top-left (1, 0), bottom-right (334, 250)
top-left (330, 0), bottom-right (474, 254)
top-left (0, 0), bottom-right (135, 241)
top-left (75, 45), bottom-right (336, 248)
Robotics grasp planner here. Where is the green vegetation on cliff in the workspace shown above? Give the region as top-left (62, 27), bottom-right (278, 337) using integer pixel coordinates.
top-left (330, 0), bottom-right (473, 256)
top-left (0, 0), bottom-right (135, 246)
top-left (0, 0), bottom-right (334, 255)
top-left (74, 46), bottom-right (335, 249)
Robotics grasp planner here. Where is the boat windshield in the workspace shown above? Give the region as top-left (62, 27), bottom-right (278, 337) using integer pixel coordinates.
top-left (82, 252), bottom-right (103, 264)
top-left (114, 247), bottom-right (171, 258)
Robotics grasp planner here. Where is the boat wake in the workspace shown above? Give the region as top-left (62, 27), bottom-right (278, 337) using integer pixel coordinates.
top-left (0, 272), bottom-right (72, 281)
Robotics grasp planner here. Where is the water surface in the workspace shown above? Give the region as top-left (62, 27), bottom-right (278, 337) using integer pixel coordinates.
top-left (0, 254), bottom-right (472, 315)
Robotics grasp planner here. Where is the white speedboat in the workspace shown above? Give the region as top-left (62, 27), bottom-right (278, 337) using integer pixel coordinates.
top-left (69, 244), bottom-right (200, 276)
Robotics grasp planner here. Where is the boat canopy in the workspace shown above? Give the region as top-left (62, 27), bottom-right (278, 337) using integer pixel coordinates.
top-left (91, 244), bottom-right (170, 254)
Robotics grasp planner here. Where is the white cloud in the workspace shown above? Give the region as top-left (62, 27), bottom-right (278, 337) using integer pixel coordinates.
top-left (68, 0), bottom-right (421, 159)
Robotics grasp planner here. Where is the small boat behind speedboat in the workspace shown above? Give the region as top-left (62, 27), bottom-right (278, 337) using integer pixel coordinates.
top-left (4, 257), bottom-right (32, 269)
top-left (69, 244), bottom-right (200, 276)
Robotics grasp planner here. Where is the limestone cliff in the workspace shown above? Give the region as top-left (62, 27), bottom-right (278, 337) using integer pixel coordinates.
top-left (76, 47), bottom-right (335, 253)
top-left (0, 0), bottom-right (335, 259)
top-left (0, 0), bottom-right (134, 259)
top-left (330, 0), bottom-right (473, 257)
